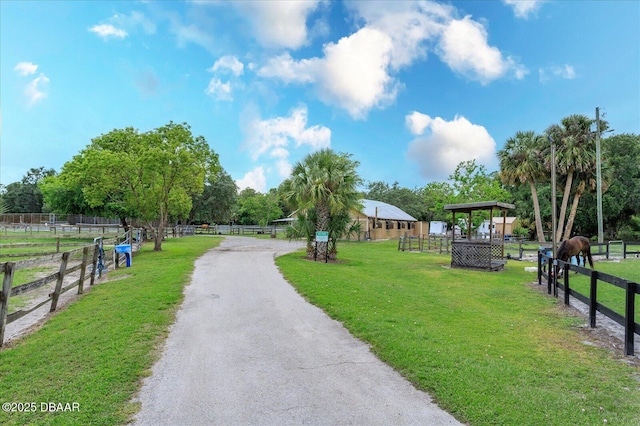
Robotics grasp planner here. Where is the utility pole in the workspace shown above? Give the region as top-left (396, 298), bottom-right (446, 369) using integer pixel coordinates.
top-left (549, 136), bottom-right (557, 258)
top-left (595, 107), bottom-right (603, 244)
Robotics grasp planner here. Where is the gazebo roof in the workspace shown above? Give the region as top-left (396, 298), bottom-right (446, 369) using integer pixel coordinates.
top-left (443, 201), bottom-right (515, 214)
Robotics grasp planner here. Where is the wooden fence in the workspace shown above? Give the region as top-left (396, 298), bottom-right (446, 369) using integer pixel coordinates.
top-left (0, 232), bottom-right (138, 346)
top-left (506, 240), bottom-right (640, 260)
top-left (538, 250), bottom-right (639, 356)
top-left (397, 234), bottom-right (452, 254)
top-left (1, 224), bottom-right (126, 237)
top-left (0, 238), bottom-right (91, 258)
top-left (193, 224), bottom-right (285, 236)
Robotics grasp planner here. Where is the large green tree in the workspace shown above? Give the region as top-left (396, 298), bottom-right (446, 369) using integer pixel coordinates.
top-left (3, 167), bottom-right (55, 213)
top-left (363, 181), bottom-right (427, 221)
top-left (498, 131), bottom-right (548, 242)
top-left (55, 122), bottom-right (220, 250)
top-left (421, 181), bottom-right (455, 222)
top-left (601, 133), bottom-right (640, 238)
top-left (189, 170), bottom-right (237, 225)
top-left (40, 170), bottom-right (135, 223)
top-left (282, 149), bottom-right (362, 261)
top-left (449, 160), bottom-right (510, 204)
top-left (546, 114), bottom-right (606, 241)
top-left (235, 188), bottom-right (283, 226)
top-left (446, 160), bottom-right (511, 233)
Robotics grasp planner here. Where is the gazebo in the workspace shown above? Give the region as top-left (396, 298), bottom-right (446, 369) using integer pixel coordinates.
top-left (444, 201), bottom-right (515, 271)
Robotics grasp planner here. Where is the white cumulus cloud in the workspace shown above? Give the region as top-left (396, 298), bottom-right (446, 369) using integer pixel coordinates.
top-left (259, 27), bottom-right (399, 120)
top-left (232, 0), bottom-right (322, 49)
top-left (89, 24), bottom-right (128, 40)
top-left (406, 113), bottom-right (496, 181)
top-left (239, 105), bottom-right (331, 188)
top-left (205, 78), bottom-right (233, 101)
top-left (14, 62), bottom-right (38, 76)
top-left (405, 111), bottom-right (432, 136)
top-left (503, 0), bottom-right (544, 19)
top-left (437, 16), bottom-right (527, 84)
top-left (245, 105), bottom-right (331, 163)
top-left (206, 56), bottom-right (245, 101)
top-left (259, 2), bottom-right (526, 118)
top-left (236, 166), bottom-right (267, 193)
top-left (345, 1), bottom-right (452, 69)
top-left (258, 52), bottom-right (317, 84)
top-left (210, 55), bottom-right (245, 76)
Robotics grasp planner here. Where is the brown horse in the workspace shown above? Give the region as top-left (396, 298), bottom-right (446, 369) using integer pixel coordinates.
top-left (556, 236), bottom-right (594, 269)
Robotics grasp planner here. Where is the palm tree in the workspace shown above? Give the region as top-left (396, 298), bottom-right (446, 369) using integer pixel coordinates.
top-left (498, 131), bottom-right (547, 242)
top-left (282, 149), bottom-right (362, 260)
top-left (546, 114), bottom-right (603, 241)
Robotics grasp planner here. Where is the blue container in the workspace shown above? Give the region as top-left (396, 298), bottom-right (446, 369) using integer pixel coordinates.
top-left (114, 244), bottom-right (132, 267)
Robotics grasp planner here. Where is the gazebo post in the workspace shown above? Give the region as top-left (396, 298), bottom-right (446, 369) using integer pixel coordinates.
top-left (452, 211), bottom-right (456, 242)
top-left (489, 207), bottom-right (494, 244)
top-left (501, 209), bottom-right (507, 258)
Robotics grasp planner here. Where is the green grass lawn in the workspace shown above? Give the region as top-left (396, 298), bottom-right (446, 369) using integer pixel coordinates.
top-left (276, 240), bottom-right (640, 425)
top-left (0, 236), bottom-right (221, 426)
top-left (558, 259), bottom-right (640, 319)
top-left (2, 235), bottom-right (638, 425)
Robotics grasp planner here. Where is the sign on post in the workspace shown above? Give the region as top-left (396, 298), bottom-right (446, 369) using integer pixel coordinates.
top-left (314, 231), bottom-right (329, 262)
top-left (315, 231), bottom-right (329, 242)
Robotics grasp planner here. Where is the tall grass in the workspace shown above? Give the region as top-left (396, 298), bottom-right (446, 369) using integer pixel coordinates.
top-left (276, 240), bottom-right (640, 425)
top-left (0, 236), bottom-right (220, 425)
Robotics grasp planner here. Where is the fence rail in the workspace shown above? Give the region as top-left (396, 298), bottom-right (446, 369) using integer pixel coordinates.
top-left (507, 240), bottom-right (640, 260)
top-left (538, 250), bottom-right (639, 356)
top-left (0, 213), bottom-right (120, 226)
top-left (398, 234), bottom-right (451, 254)
top-left (0, 230), bottom-right (139, 346)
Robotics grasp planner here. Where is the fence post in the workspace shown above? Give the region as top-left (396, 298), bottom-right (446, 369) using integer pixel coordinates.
top-left (56, 237), bottom-right (60, 253)
top-left (50, 252), bottom-right (70, 312)
top-left (564, 264), bottom-right (570, 305)
top-left (537, 251), bottom-right (542, 285)
top-left (78, 246), bottom-right (89, 295)
top-left (624, 282), bottom-right (636, 356)
top-left (589, 270), bottom-right (598, 328)
top-left (547, 260), bottom-right (552, 295)
top-left (553, 259), bottom-right (560, 297)
top-left (623, 242), bottom-right (627, 260)
top-left (0, 262), bottom-right (16, 346)
top-left (90, 244), bottom-right (99, 286)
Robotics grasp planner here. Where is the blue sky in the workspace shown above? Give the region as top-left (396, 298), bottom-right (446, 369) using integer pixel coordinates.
top-left (2, 0), bottom-right (638, 193)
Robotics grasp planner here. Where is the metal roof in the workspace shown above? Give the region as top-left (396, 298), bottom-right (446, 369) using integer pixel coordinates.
top-left (360, 199), bottom-right (417, 221)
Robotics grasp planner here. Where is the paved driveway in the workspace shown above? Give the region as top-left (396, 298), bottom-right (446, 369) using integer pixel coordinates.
top-left (133, 236), bottom-right (461, 425)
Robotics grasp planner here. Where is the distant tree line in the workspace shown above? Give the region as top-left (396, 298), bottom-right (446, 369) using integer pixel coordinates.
top-left (1, 116), bottom-right (638, 248)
